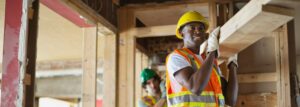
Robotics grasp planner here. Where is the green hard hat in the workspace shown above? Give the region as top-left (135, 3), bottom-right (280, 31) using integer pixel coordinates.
top-left (140, 68), bottom-right (157, 84)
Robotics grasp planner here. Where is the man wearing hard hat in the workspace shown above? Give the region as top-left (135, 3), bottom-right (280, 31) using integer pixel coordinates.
top-left (139, 68), bottom-right (167, 107)
top-left (165, 11), bottom-right (238, 107)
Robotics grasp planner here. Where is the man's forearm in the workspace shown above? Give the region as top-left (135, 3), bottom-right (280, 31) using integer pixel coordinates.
top-left (225, 64), bottom-right (238, 106)
top-left (190, 51), bottom-right (216, 95)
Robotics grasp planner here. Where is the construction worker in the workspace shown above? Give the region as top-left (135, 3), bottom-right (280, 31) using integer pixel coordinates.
top-left (165, 11), bottom-right (238, 107)
top-left (139, 68), bottom-right (167, 107)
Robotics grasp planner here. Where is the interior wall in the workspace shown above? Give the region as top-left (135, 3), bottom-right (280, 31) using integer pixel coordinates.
top-left (237, 35), bottom-right (277, 107)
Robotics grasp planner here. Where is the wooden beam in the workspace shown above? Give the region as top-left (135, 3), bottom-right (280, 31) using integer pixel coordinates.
top-left (41, 0), bottom-right (93, 27)
top-left (132, 25), bottom-right (176, 38)
top-left (118, 8), bottom-right (136, 107)
top-left (25, 0), bottom-right (39, 106)
top-left (124, 0), bottom-right (209, 11)
top-left (275, 26), bottom-right (291, 107)
top-left (236, 93), bottom-right (277, 107)
top-left (135, 49), bottom-right (143, 107)
top-left (82, 27), bottom-right (97, 107)
top-left (208, 0), bottom-right (217, 31)
top-left (103, 35), bottom-right (117, 107)
top-left (1, 0), bottom-right (39, 106)
top-left (60, 0), bottom-right (117, 34)
top-left (238, 73), bottom-right (277, 83)
top-left (219, 1), bottom-right (294, 58)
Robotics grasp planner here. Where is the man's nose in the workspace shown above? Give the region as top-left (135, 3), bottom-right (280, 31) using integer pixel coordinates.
top-left (150, 82), bottom-right (155, 88)
top-left (194, 28), bottom-right (201, 34)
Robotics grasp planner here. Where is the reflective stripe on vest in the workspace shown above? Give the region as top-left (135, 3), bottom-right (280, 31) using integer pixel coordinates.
top-left (166, 48), bottom-right (225, 107)
top-left (141, 96), bottom-right (156, 106)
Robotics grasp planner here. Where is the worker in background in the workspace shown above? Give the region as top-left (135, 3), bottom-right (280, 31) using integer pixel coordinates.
top-left (139, 68), bottom-right (167, 107)
top-left (166, 11), bottom-right (238, 107)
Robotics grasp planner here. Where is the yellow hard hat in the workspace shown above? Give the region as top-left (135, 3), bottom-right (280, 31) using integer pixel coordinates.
top-left (176, 11), bottom-right (209, 39)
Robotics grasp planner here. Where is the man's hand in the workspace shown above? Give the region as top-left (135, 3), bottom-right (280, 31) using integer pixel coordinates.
top-left (207, 27), bottom-right (221, 58)
top-left (160, 80), bottom-right (166, 99)
top-left (227, 54), bottom-right (238, 68)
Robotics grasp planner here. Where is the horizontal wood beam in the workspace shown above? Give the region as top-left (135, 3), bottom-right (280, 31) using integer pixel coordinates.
top-left (219, 2), bottom-right (294, 58)
top-left (130, 1), bottom-right (296, 60)
top-left (124, 0), bottom-right (209, 11)
top-left (236, 93), bottom-right (277, 107)
top-left (238, 72), bottom-right (277, 83)
top-left (131, 25), bottom-right (176, 38)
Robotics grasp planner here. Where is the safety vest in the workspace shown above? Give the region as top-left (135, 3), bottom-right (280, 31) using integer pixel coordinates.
top-left (141, 96), bottom-right (168, 107)
top-left (166, 48), bottom-right (225, 107)
top-left (141, 96), bottom-right (157, 107)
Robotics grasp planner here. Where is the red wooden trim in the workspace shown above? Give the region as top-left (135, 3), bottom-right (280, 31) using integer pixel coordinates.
top-left (1, 0), bottom-right (22, 106)
top-left (41, 0), bottom-right (93, 27)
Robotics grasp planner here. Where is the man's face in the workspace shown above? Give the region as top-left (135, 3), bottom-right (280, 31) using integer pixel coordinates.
top-left (145, 78), bottom-right (161, 96)
top-left (180, 22), bottom-right (208, 47)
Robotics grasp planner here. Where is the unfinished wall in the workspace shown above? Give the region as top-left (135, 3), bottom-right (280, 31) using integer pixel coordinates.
top-left (237, 35), bottom-right (278, 106)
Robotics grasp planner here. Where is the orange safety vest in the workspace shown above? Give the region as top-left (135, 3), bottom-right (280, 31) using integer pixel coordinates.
top-left (141, 96), bottom-right (168, 107)
top-left (166, 48), bottom-right (225, 107)
top-left (141, 96), bottom-right (157, 107)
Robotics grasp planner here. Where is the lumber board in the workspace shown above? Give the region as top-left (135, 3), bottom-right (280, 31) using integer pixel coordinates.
top-left (219, 3), bottom-right (294, 58)
top-left (132, 25), bottom-right (176, 37)
top-left (236, 93), bottom-right (277, 107)
top-left (238, 73), bottom-right (277, 83)
top-left (82, 27), bottom-right (97, 107)
top-left (103, 35), bottom-right (117, 107)
top-left (274, 26), bottom-right (291, 107)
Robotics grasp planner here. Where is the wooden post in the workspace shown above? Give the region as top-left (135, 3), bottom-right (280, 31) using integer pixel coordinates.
top-left (1, 0), bottom-right (39, 106)
top-left (103, 34), bottom-right (117, 107)
top-left (209, 0), bottom-right (217, 31)
top-left (82, 27), bottom-right (98, 107)
top-left (118, 8), bottom-right (136, 107)
top-left (135, 49), bottom-right (143, 106)
top-left (275, 25), bottom-right (291, 107)
top-left (26, 0), bottom-right (39, 106)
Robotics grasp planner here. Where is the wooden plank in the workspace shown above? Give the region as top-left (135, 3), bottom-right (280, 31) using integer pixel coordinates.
top-left (236, 93), bottom-right (277, 107)
top-left (25, 0), bottom-right (39, 106)
top-left (275, 26), bottom-right (291, 107)
top-left (135, 49), bottom-right (143, 107)
top-left (132, 25), bottom-right (176, 38)
top-left (238, 73), bottom-right (277, 83)
top-left (125, 0), bottom-right (209, 11)
top-left (219, 2), bottom-right (294, 58)
top-left (127, 33), bottom-right (136, 107)
top-left (40, 0), bottom-right (93, 27)
top-left (208, 0), bottom-right (217, 31)
top-left (103, 35), bottom-right (117, 107)
top-left (239, 82), bottom-right (277, 94)
top-left (82, 27), bottom-right (97, 107)
top-left (1, 0), bottom-right (38, 106)
top-left (117, 8), bottom-right (136, 107)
